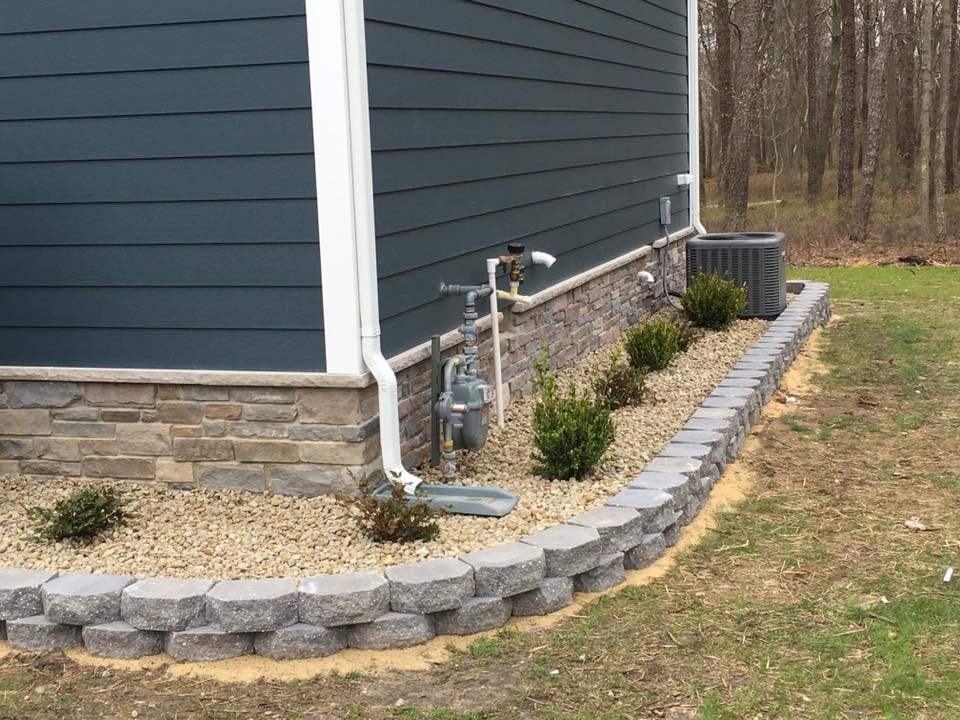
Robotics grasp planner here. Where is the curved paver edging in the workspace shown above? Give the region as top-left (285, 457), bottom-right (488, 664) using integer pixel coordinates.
top-left (0, 281), bottom-right (831, 662)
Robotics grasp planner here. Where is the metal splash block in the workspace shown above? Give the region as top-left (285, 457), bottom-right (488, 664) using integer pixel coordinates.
top-left (373, 483), bottom-right (519, 518)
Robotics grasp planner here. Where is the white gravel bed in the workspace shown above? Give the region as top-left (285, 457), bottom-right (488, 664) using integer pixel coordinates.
top-left (0, 317), bottom-right (768, 580)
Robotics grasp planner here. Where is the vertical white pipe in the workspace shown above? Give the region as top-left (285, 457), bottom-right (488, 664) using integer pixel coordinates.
top-left (487, 259), bottom-right (505, 428)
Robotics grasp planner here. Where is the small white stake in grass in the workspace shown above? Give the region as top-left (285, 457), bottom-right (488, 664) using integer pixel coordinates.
top-left (944, 567), bottom-right (954, 583)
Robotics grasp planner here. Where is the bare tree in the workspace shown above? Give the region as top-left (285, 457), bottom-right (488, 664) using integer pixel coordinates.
top-left (839, 0), bottom-right (858, 199)
top-left (806, 0), bottom-right (823, 200)
top-left (724, 0), bottom-right (768, 227)
top-left (852, 0), bottom-right (898, 240)
top-left (946, 0), bottom-right (959, 192)
top-left (935, 0), bottom-right (951, 236)
top-left (919, 0), bottom-right (934, 232)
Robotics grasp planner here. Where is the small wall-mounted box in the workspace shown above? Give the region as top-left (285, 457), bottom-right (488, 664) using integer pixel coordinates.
top-left (676, 173), bottom-right (694, 186)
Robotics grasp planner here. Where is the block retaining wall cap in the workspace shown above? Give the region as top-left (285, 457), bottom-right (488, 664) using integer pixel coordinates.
top-left (298, 571), bottom-right (389, 627)
top-left (520, 525), bottom-right (603, 577)
top-left (0, 282), bottom-right (830, 661)
top-left (385, 558), bottom-right (475, 614)
top-left (0, 568), bottom-right (58, 620)
top-left (41, 573), bottom-right (136, 626)
top-left (121, 577), bottom-right (213, 631)
top-left (459, 542), bottom-right (546, 597)
top-left (205, 578), bottom-right (298, 633)
top-left (567, 506), bottom-right (645, 554)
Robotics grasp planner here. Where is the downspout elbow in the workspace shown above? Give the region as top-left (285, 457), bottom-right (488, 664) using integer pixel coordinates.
top-left (360, 334), bottom-right (422, 495)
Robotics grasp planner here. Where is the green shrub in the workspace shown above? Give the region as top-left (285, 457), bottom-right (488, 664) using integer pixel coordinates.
top-left (592, 348), bottom-right (648, 411)
top-left (624, 316), bottom-right (680, 370)
top-left (682, 271), bottom-right (748, 330)
top-left (25, 486), bottom-right (135, 543)
top-left (340, 479), bottom-right (441, 543)
top-left (531, 353), bottom-right (615, 480)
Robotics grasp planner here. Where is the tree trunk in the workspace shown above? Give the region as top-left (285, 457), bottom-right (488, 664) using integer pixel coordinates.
top-left (935, 0), bottom-right (951, 236)
top-left (715, 0), bottom-right (734, 166)
top-left (919, 0), bottom-right (934, 232)
top-left (860, 0), bottom-right (873, 168)
top-left (946, 0), bottom-right (959, 192)
top-left (898, 0), bottom-right (919, 180)
top-left (852, 0), bottom-right (897, 241)
top-left (838, 0), bottom-right (858, 199)
top-left (806, 0), bottom-right (823, 200)
top-left (723, 0), bottom-right (766, 227)
top-left (811, 0), bottom-right (844, 198)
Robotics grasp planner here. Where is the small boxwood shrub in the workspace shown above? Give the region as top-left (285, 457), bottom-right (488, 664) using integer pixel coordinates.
top-left (340, 479), bottom-right (441, 544)
top-left (624, 316), bottom-right (680, 371)
top-left (592, 348), bottom-right (648, 411)
top-left (682, 271), bottom-right (748, 330)
top-left (25, 486), bottom-right (135, 543)
top-left (531, 353), bottom-right (615, 480)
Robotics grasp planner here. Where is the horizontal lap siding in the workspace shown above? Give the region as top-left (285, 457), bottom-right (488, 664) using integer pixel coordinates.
top-left (365, 0), bottom-right (689, 357)
top-left (0, 3), bottom-right (324, 371)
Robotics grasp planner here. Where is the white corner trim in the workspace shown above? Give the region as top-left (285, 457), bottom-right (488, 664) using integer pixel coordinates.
top-left (305, 0), bottom-right (364, 374)
top-left (687, 0), bottom-right (705, 233)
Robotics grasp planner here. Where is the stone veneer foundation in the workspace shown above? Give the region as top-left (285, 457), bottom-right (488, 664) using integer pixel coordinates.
top-left (0, 282), bottom-right (831, 661)
top-left (0, 236), bottom-right (686, 494)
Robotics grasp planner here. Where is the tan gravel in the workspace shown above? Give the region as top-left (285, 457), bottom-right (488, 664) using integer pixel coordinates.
top-left (0, 318), bottom-right (768, 580)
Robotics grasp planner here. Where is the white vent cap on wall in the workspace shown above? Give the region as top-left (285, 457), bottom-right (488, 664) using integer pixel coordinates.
top-left (676, 173), bottom-right (694, 186)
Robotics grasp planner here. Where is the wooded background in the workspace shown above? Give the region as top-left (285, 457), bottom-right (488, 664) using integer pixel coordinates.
top-left (700, 0), bottom-right (958, 251)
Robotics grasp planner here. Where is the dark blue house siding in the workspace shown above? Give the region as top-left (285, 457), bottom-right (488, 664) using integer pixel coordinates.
top-left (0, 1), bottom-right (325, 371)
top-left (366, 0), bottom-right (690, 358)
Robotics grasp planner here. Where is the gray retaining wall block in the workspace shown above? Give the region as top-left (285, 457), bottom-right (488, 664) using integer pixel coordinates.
top-left (684, 493), bottom-right (706, 524)
top-left (205, 578), bottom-right (298, 633)
top-left (385, 558), bottom-right (475, 614)
top-left (627, 471), bottom-right (691, 505)
top-left (644, 455), bottom-right (703, 479)
top-left (433, 596), bottom-right (513, 636)
top-left (254, 623), bottom-right (348, 660)
top-left (459, 542), bottom-right (546, 597)
top-left (0, 621), bottom-right (5, 641)
top-left (672, 429), bottom-right (724, 445)
top-left (121, 577), bottom-right (213, 631)
top-left (659, 442), bottom-right (713, 459)
top-left (0, 568), bottom-right (58, 620)
top-left (718, 377), bottom-right (762, 389)
top-left (82, 621), bottom-right (163, 659)
top-left (624, 533), bottom-right (667, 570)
top-left (299, 571), bottom-right (390, 627)
top-left (521, 524), bottom-right (602, 577)
top-left (511, 577), bottom-right (574, 616)
top-left (710, 386), bottom-right (758, 399)
top-left (5, 615), bottom-right (82, 652)
top-left (42, 573), bottom-right (136, 626)
top-left (567, 506), bottom-right (644, 554)
top-left (663, 521), bottom-right (682, 547)
top-left (605, 488), bottom-right (676, 534)
top-left (683, 417), bottom-right (733, 435)
top-left (165, 625), bottom-right (254, 662)
top-left (574, 552), bottom-right (625, 593)
top-left (347, 612), bottom-right (436, 650)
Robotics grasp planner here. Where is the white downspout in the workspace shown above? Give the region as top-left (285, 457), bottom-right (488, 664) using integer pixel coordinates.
top-left (341, 0), bottom-right (421, 494)
top-left (687, 0), bottom-right (707, 235)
